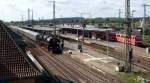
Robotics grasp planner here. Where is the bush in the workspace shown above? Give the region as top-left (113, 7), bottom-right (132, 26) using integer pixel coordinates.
top-left (144, 29), bottom-right (150, 35)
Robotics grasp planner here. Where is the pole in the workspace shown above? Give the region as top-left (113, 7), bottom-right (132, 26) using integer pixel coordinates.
top-left (28, 8), bottom-right (30, 21)
top-left (143, 4), bottom-right (146, 41)
top-left (142, 4), bottom-right (150, 42)
top-left (131, 10), bottom-right (136, 28)
top-left (32, 9), bottom-right (34, 26)
top-left (78, 12), bottom-right (89, 52)
top-left (81, 14), bottom-right (86, 53)
top-left (21, 15), bottom-right (24, 26)
top-left (125, 0), bottom-right (132, 72)
top-left (78, 13), bottom-right (84, 52)
top-left (50, 1), bottom-right (56, 36)
top-left (49, 1), bottom-right (56, 36)
top-left (106, 29), bottom-right (109, 56)
top-left (119, 9), bottom-right (122, 27)
top-left (28, 8), bottom-right (31, 26)
top-left (82, 24), bottom-right (85, 47)
top-left (53, 1), bottom-right (56, 36)
top-left (39, 18), bottom-right (41, 26)
top-left (77, 27), bottom-right (79, 49)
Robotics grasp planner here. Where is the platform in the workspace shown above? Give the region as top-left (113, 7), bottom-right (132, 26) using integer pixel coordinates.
top-left (60, 33), bottom-right (150, 58)
top-left (64, 40), bottom-right (150, 82)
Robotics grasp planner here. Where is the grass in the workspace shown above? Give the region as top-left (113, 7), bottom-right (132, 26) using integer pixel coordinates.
top-left (144, 35), bottom-right (150, 43)
top-left (116, 70), bottom-right (150, 83)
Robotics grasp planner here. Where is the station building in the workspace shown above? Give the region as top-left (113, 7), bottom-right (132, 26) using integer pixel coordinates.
top-left (59, 24), bottom-right (113, 40)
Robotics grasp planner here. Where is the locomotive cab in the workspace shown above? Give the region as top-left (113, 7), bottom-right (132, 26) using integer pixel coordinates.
top-left (48, 37), bottom-right (64, 54)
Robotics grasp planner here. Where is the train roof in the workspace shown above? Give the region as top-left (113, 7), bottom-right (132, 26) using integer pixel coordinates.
top-left (7, 27), bottom-right (24, 43)
top-left (14, 26), bottom-right (39, 36)
top-left (59, 24), bottom-right (112, 32)
top-left (22, 26), bottom-right (60, 31)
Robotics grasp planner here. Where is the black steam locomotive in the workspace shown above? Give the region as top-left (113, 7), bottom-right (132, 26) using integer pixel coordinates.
top-left (36, 32), bottom-right (64, 54)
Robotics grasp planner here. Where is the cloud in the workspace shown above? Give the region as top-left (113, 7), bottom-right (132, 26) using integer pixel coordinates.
top-left (0, 0), bottom-right (149, 22)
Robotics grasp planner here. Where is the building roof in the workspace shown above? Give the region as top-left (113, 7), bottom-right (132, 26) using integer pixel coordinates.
top-left (0, 22), bottom-right (41, 80)
top-left (59, 24), bottom-right (112, 32)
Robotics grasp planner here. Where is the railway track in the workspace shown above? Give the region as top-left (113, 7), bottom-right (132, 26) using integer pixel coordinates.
top-left (61, 36), bottom-right (150, 71)
top-left (31, 48), bottom-right (79, 82)
top-left (30, 41), bottom-right (116, 83)
top-left (42, 48), bottom-right (111, 82)
top-left (11, 28), bottom-right (122, 82)
top-left (59, 53), bottom-right (119, 83)
top-left (88, 43), bottom-right (150, 71)
top-left (46, 54), bottom-right (99, 82)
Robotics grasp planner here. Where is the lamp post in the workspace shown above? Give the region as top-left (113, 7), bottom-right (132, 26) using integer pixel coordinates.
top-left (77, 12), bottom-right (89, 52)
top-left (80, 21), bottom-right (86, 53)
top-left (77, 26), bottom-right (79, 49)
top-left (106, 29), bottom-right (109, 56)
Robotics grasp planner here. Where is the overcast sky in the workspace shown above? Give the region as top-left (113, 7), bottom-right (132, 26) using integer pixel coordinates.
top-left (0, 0), bottom-right (150, 22)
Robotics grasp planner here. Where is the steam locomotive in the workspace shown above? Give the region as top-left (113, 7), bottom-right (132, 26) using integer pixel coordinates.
top-left (36, 32), bottom-right (64, 54)
top-left (13, 27), bottom-right (64, 54)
